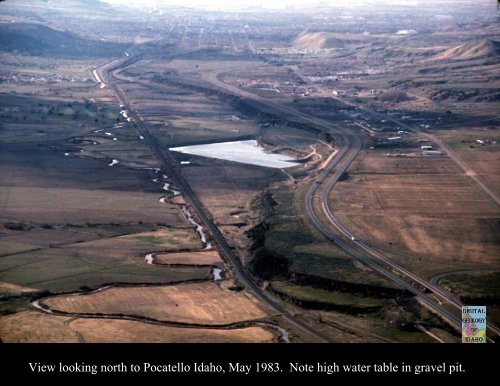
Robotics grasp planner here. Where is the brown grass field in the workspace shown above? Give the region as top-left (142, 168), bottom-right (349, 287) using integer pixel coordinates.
top-left (331, 150), bottom-right (500, 278)
top-left (1, 0), bottom-right (498, 344)
top-left (180, 161), bottom-right (284, 256)
top-left (434, 128), bottom-right (500, 195)
top-left (0, 311), bottom-right (275, 343)
top-left (0, 143), bottom-right (183, 226)
top-left (73, 228), bottom-right (203, 254)
top-left (113, 78), bottom-right (260, 146)
top-left (154, 250), bottom-right (222, 265)
top-left (181, 163), bottom-right (281, 225)
top-left (42, 282), bottom-right (269, 325)
top-left (0, 186), bottom-right (182, 225)
top-left (0, 227), bottom-right (209, 292)
top-left (0, 227), bottom-right (209, 291)
top-left (0, 281), bottom-right (38, 295)
top-left (0, 224), bottom-right (150, 257)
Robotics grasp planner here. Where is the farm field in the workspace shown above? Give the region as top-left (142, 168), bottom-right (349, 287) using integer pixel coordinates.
top-left (154, 250), bottom-right (222, 265)
top-left (0, 0), bottom-right (498, 345)
top-left (0, 311), bottom-right (276, 343)
top-left (41, 281), bottom-right (269, 325)
top-left (433, 128), bottom-right (500, 194)
top-left (330, 150), bottom-right (500, 278)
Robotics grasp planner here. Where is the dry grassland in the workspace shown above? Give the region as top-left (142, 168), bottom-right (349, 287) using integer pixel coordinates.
top-left (73, 228), bottom-right (203, 255)
top-left (0, 311), bottom-right (275, 343)
top-left (435, 128), bottom-right (500, 194)
top-left (0, 281), bottom-right (38, 294)
top-left (115, 75), bottom-right (260, 146)
top-left (0, 186), bottom-right (182, 224)
top-left (0, 227), bottom-right (209, 292)
top-left (182, 163), bottom-right (279, 225)
top-left (154, 250), bottom-right (222, 265)
top-left (42, 282), bottom-right (268, 325)
top-left (331, 151), bottom-right (500, 277)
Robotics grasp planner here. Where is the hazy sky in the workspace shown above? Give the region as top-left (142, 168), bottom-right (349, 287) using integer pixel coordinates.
top-left (100, 0), bottom-right (422, 10)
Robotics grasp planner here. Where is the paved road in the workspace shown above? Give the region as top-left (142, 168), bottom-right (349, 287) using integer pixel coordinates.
top-left (386, 116), bottom-right (500, 207)
top-left (94, 57), bottom-right (333, 343)
top-left (310, 117), bottom-right (499, 337)
top-left (203, 70), bottom-right (500, 338)
top-left (326, 101), bottom-right (500, 337)
top-left (293, 69), bottom-right (500, 337)
top-left (98, 58), bottom-right (498, 340)
top-left (304, 131), bottom-right (467, 333)
top-left (296, 68), bottom-right (500, 207)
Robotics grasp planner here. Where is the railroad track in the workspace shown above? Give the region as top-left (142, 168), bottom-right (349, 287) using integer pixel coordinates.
top-left (96, 54), bottom-right (498, 342)
top-left (202, 69), bottom-right (498, 339)
top-left (95, 56), bottom-right (333, 343)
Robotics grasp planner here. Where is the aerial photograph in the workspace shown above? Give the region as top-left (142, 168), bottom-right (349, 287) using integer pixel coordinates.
top-left (0, 0), bottom-right (498, 345)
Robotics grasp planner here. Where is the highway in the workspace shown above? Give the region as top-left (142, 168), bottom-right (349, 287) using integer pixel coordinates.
top-left (321, 99), bottom-right (500, 336)
top-left (95, 55), bottom-right (498, 340)
top-left (94, 56), bottom-right (333, 344)
top-left (387, 117), bottom-right (500, 207)
top-left (303, 130), bottom-right (469, 331)
top-left (293, 69), bottom-right (500, 337)
top-left (315, 133), bottom-right (500, 337)
top-left (295, 67), bottom-right (500, 207)
top-left (202, 70), bottom-right (500, 338)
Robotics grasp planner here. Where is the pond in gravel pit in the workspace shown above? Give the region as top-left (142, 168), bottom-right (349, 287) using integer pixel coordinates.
top-left (169, 140), bottom-right (299, 169)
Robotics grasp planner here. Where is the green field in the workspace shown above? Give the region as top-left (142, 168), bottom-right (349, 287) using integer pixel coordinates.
top-left (0, 226), bottom-right (208, 292)
top-left (271, 281), bottom-right (386, 308)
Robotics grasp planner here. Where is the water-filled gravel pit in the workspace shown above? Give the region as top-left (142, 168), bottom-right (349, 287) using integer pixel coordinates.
top-left (170, 140), bottom-right (298, 168)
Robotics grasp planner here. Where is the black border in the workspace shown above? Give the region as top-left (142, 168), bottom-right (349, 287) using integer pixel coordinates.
top-left (1, 343), bottom-right (497, 379)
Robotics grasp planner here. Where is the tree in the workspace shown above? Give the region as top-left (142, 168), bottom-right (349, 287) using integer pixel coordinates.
top-left (338, 171), bottom-right (349, 181)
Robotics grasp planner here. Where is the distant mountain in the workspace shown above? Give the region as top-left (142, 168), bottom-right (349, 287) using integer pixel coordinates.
top-left (0, 22), bottom-right (125, 58)
top-left (292, 30), bottom-right (372, 49)
top-left (433, 39), bottom-right (500, 61)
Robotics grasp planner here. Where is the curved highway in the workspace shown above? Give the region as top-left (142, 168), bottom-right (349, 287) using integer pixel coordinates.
top-left (202, 70), bottom-right (500, 338)
top-left (96, 55), bottom-right (498, 341)
top-left (312, 95), bottom-right (500, 337)
top-left (304, 131), bottom-right (465, 331)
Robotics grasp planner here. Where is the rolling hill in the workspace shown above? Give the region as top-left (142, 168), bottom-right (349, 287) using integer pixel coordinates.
top-left (292, 30), bottom-right (373, 49)
top-left (0, 22), bottom-right (125, 58)
top-left (433, 39), bottom-right (500, 61)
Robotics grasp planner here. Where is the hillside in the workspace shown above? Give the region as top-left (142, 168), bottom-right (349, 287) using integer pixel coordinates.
top-left (292, 30), bottom-right (372, 49)
top-left (433, 39), bottom-right (500, 61)
top-left (0, 22), bottom-right (125, 58)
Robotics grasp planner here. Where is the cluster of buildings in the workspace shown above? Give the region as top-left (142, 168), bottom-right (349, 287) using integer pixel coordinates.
top-left (0, 72), bottom-right (89, 85)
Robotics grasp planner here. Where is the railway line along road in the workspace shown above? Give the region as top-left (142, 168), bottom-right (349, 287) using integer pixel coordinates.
top-left (94, 55), bottom-right (332, 344)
